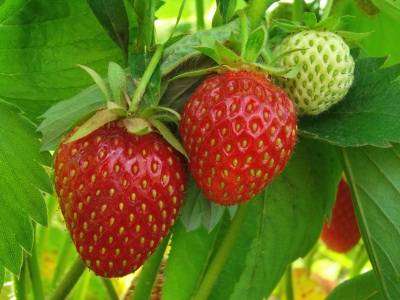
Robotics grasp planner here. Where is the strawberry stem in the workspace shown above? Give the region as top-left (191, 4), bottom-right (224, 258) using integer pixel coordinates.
top-left (247, 0), bottom-right (273, 29)
top-left (292, 0), bottom-right (304, 22)
top-left (49, 257), bottom-right (85, 300)
top-left (195, 0), bottom-right (205, 30)
top-left (192, 203), bottom-right (249, 300)
top-left (129, 45), bottom-right (164, 113)
top-left (102, 279), bottom-right (119, 300)
top-left (285, 264), bottom-right (294, 300)
top-left (27, 241), bottom-right (45, 300)
top-left (322, 0), bottom-right (334, 20)
top-left (131, 235), bottom-right (170, 300)
top-left (13, 260), bottom-right (27, 300)
top-left (51, 236), bottom-right (74, 288)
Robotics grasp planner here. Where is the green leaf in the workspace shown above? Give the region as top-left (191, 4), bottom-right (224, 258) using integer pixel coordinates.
top-left (300, 57), bottom-right (400, 147)
top-left (370, 0), bottom-right (400, 21)
top-left (215, 138), bottom-right (342, 299)
top-left (243, 26), bottom-right (267, 62)
top-left (67, 109), bottom-right (122, 143)
top-left (303, 12), bottom-right (318, 27)
top-left (0, 100), bottom-right (51, 274)
top-left (327, 271), bottom-right (383, 300)
top-left (332, 0), bottom-right (400, 66)
top-left (216, 0), bottom-right (237, 24)
top-left (194, 47), bottom-right (222, 65)
top-left (148, 119), bottom-right (187, 158)
top-left (341, 145), bottom-right (400, 299)
top-left (108, 62), bottom-right (127, 107)
top-left (0, 0), bottom-right (122, 119)
top-left (163, 222), bottom-right (223, 300)
top-left (87, 0), bottom-right (130, 56)
top-left (179, 178), bottom-right (228, 232)
top-left (161, 20), bottom-right (239, 75)
top-left (38, 86), bottom-right (106, 151)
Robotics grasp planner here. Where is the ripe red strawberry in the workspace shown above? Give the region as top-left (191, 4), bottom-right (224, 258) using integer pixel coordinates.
top-left (54, 122), bottom-right (186, 277)
top-left (321, 179), bottom-right (361, 253)
top-left (179, 70), bottom-right (297, 205)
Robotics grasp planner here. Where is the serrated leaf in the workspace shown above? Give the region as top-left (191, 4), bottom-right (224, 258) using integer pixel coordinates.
top-left (300, 57), bottom-right (400, 147)
top-left (212, 138), bottom-right (342, 299)
top-left (243, 26), bottom-right (267, 62)
top-left (180, 177), bottom-right (228, 232)
top-left (162, 222), bottom-right (223, 300)
top-left (0, 100), bottom-right (51, 274)
top-left (0, 0), bottom-right (122, 119)
top-left (108, 62), bottom-right (127, 107)
top-left (327, 271), bottom-right (383, 300)
top-left (149, 119), bottom-right (187, 158)
top-left (38, 86), bottom-right (106, 151)
top-left (66, 109), bottom-right (121, 143)
top-left (78, 65), bottom-right (111, 102)
top-left (341, 145), bottom-right (400, 299)
top-left (87, 0), bottom-right (130, 55)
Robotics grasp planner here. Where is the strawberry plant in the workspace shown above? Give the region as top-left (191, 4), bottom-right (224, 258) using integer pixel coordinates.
top-left (0, 0), bottom-right (399, 300)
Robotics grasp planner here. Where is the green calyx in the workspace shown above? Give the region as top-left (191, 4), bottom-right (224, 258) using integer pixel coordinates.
top-left (171, 11), bottom-right (299, 82)
top-left (66, 58), bottom-right (187, 158)
top-left (272, 13), bottom-right (370, 48)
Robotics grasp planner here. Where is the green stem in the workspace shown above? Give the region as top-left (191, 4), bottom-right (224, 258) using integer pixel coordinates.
top-left (36, 196), bottom-right (57, 255)
top-left (195, 0), bottom-right (205, 30)
top-left (13, 261), bottom-right (27, 300)
top-left (72, 270), bottom-right (90, 300)
top-left (239, 10), bottom-right (249, 56)
top-left (192, 203), bottom-right (249, 300)
top-left (322, 0), bottom-right (334, 20)
top-left (292, 0), bottom-right (304, 22)
top-left (51, 236), bottom-right (74, 288)
top-left (351, 245), bottom-right (369, 277)
top-left (247, 0), bottom-right (273, 29)
top-left (27, 243), bottom-right (45, 300)
top-left (131, 235), bottom-right (170, 300)
top-left (49, 257), bottom-right (86, 300)
top-left (129, 45), bottom-right (164, 113)
top-left (102, 278), bottom-right (119, 300)
top-left (285, 264), bottom-right (294, 300)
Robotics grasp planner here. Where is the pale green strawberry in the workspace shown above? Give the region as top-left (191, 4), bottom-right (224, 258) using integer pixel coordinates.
top-left (274, 30), bottom-right (355, 115)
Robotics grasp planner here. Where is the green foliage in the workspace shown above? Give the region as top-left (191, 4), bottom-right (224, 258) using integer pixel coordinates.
top-left (87, 0), bottom-right (130, 57)
top-left (163, 221), bottom-right (223, 300)
top-left (342, 145), bottom-right (400, 299)
top-left (0, 267), bottom-right (3, 290)
top-left (327, 271), bottom-right (383, 300)
top-left (0, 101), bottom-right (51, 274)
top-left (0, 0), bottom-right (122, 119)
top-left (300, 57), bottom-right (400, 147)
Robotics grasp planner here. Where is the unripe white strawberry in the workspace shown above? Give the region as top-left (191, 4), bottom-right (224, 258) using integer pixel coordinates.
top-left (274, 30), bottom-right (355, 115)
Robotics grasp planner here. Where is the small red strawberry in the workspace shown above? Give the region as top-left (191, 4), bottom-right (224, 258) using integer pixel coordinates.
top-left (179, 70), bottom-right (297, 205)
top-left (54, 121), bottom-right (186, 277)
top-left (321, 179), bottom-right (361, 253)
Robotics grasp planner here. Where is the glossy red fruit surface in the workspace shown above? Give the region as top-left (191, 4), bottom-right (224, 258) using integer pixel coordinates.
top-left (321, 179), bottom-right (361, 253)
top-left (179, 70), bottom-right (297, 205)
top-left (54, 122), bottom-right (186, 277)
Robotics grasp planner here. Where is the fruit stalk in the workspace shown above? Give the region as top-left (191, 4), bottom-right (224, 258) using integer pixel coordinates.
top-left (129, 45), bottom-right (164, 112)
top-left (195, 0), bottom-right (205, 30)
top-left (49, 257), bottom-right (86, 300)
top-left (13, 261), bottom-right (27, 300)
top-left (192, 204), bottom-right (248, 300)
top-left (102, 278), bottom-right (119, 300)
top-left (27, 243), bottom-right (45, 300)
top-left (131, 235), bottom-right (170, 300)
top-left (292, 0), bottom-right (304, 21)
top-left (247, 0), bottom-right (274, 28)
top-left (285, 264), bottom-right (294, 300)
top-left (51, 236), bottom-right (74, 288)
top-left (322, 0), bottom-right (334, 20)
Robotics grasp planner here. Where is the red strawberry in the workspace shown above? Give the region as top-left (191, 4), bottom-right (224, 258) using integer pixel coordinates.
top-left (54, 122), bottom-right (186, 277)
top-left (321, 179), bottom-right (361, 253)
top-left (179, 70), bottom-right (297, 205)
